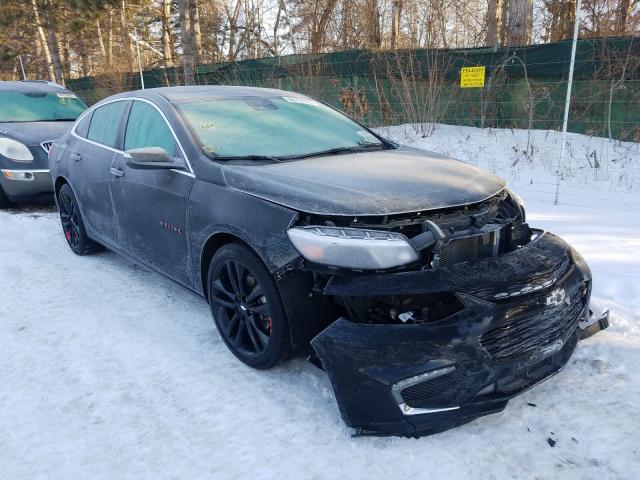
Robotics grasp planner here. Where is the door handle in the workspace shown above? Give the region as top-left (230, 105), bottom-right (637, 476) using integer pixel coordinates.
top-left (110, 167), bottom-right (124, 177)
top-left (70, 153), bottom-right (82, 162)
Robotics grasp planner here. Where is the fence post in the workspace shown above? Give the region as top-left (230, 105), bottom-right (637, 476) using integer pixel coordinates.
top-left (554, 0), bottom-right (583, 205)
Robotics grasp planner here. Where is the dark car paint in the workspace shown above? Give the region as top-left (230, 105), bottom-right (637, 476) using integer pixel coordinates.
top-left (50, 86), bottom-right (604, 437)
top-left (221, 149), bottom-right (506, 216)
top-left (0, 82), bottom-right (84, 202)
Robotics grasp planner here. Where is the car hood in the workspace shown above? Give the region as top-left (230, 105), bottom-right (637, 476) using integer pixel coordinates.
top-left (221, 148), bottom-right (506, 216)
top-left (0, 121), bottom-right (75, 146)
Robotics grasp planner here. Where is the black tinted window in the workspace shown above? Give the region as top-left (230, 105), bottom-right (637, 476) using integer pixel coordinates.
top-left (87, 101), bottom-right (126, 148)
top-left (74, 112), bottom-right (92, 138)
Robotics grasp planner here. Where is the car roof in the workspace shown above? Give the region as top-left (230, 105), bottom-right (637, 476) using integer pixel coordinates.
top-left (0, 80), bottom-right (71, 94)
top-left (113, 85), bottom-right (300, 103)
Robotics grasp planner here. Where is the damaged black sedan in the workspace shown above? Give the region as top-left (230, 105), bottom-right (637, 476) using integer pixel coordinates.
top-left (50, 86), bottom-right (608, 436)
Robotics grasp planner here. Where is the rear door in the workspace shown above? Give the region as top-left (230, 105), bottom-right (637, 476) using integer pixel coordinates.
top-left (109, 99), bottom-right (195, 286)
top-left (67, 100), bottom-right (128, 245)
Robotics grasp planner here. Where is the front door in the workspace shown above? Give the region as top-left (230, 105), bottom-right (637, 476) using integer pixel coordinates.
top-left (109, 100), bottom-right (194, 287)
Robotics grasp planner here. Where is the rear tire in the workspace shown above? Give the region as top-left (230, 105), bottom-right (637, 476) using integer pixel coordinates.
top-left (208, 243), bottom-right (292, 369)
top-left (57, 183), bottom-right (103, 255)
top-left (0, 186), bottom-right (13, 209)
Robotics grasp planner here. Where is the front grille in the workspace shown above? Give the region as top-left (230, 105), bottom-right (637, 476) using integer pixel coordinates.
top-left (41, 141), bottom-right (53, 154)
top-left (495, 334), bottom-right (578, 394)
top-left (401, 369), bottom-right (461, 408)
top-left (481, 287), bottom-right (586, 363)
top-left (438, 232), bottom-right (494, 267)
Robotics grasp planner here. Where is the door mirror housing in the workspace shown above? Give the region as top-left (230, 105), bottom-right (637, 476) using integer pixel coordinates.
top-left (125, 147), bottom-right (178, 169)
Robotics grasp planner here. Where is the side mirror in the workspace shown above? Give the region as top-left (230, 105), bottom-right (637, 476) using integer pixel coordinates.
top-left (125, 147), bottom-right (177, 169)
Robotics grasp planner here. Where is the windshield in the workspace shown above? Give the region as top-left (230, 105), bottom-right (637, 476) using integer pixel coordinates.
top-left (0, 91), bottom-right (87, 122)
top-left (178, 95), bottom-right (384, 159)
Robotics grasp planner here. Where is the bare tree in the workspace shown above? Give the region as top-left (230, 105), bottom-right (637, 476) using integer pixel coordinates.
top-left (30, 0), bottom-right (56, 83)
top-left (391, 0), bottom-right (404, 49)
top-left (505, 0), bottom-right (534, 45)
top-left (486, 0), bottom-right (503, 46)
top-left (178, 0), bottom-right (196, 84)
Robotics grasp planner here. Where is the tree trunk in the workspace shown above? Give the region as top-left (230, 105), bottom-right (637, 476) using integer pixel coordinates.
top-left (310, 0), bottom-right (338, 53)
top-left (547, 0), bottom-right (575, 42)
top-left (161, 0), bottom-right (174, 67)
top-left (226, 1), bottom-right (242, 61)
top-left (616, 0), bottom-right (631, 34)
top-left (506, 0), bottom-right (533, 45)
top-left (97, 19), bottom-right (107, 58)
top-left (189, 0), bottom-right (202, 63)
top-left (390, 0), bottom-right (403, 49)
top-left (30, 0), bottom-right (56, 83)
top-left (486, 0), bottom-right (502, 46)
top-left (500, 0), bottom-right (509, 45)
top-left (366, 0), bottom-right (382, 49)
top-left (107, 5), bottom-right (114, 66)
top-left (178, 0), bottom-right (195, 84)
top-left (120, 0), bottom-right (136, 70)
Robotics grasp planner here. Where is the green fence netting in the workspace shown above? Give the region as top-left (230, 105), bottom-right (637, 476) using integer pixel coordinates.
top-left (66, 37), bottom-right (640, 141)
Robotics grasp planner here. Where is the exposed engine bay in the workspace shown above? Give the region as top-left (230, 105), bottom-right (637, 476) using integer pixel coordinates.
top-left (289, 190), bottom-right (531, 327)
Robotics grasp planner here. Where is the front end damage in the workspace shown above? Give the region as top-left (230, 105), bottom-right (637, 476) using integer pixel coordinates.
top-left (281, 191), bottom-right (609, 436)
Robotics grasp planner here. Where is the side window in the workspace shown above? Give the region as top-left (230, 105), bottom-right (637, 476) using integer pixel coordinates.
top-left (74, 112), bottom-right (92, 138)
top-left (124, 101), bottom-right (175, 156)
top-left (87, 102), bottom-right (126, 148)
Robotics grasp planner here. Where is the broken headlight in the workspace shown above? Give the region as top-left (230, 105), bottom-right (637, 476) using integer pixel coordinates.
top-left (287, 226), bottom-right (419, 270)
top-left (507, 188), bottom-right (526, 221)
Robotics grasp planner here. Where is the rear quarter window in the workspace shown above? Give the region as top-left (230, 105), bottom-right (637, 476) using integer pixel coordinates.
top-left (87, 101), bottom-right (126, 148)
top-left (74, 112), bottom-right (92, 138)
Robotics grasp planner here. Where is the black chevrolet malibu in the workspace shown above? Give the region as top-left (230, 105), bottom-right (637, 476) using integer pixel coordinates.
top-left (49, 86), bottom-right (608, 436)
top-left (0, 80), bottom-right (87, 207)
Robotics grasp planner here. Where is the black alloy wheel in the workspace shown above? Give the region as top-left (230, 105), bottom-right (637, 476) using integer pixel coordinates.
top-left (57, 183), bottom-right (102, 255)
top-left (208, 243), bottom-right (292, 369)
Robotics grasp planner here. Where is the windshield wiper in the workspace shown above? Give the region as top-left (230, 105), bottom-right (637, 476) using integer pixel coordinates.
top-left (213, 154), bottom-right (284, 162)
top-left (282, 143), bottom-right (383, 160)
top-left (38, 118), bottom-right (78, 122)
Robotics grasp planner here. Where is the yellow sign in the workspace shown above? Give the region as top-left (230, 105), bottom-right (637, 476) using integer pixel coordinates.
top-left (460, 66), bottom-right (485, 88)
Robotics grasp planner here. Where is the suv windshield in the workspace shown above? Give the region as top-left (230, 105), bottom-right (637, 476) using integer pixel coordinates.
top-left (0, 91), bottom-right (87, 123)
top-left (178, 95), bottom-right (384, 159)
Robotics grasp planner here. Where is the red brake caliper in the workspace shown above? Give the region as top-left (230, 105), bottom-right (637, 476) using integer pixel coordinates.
top-left (65, 230), bottom-right (71, 241)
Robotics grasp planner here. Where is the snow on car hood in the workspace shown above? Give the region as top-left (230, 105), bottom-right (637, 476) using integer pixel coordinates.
top-left (221, 148), bottom-right (506, 216)
top-left (0, 121), bottom-right (75, 145)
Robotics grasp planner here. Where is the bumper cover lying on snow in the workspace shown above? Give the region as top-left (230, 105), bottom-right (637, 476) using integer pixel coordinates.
top-left (311, 232), bottom-right (608, 436)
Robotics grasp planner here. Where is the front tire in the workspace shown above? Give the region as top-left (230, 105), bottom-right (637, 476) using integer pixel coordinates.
top-left (207, 243), bottom-right (292, 369)
top-left (57, 183), bottom-right (103, 255)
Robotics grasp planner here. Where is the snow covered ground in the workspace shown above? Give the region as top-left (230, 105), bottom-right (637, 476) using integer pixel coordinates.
top-left (1, 126), bottom-right (639, 479)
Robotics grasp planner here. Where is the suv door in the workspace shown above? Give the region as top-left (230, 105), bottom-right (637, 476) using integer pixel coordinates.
top-left (68, 100), bottom-right (127, 245)
top-left (109, 99), bottom-right (195, 287)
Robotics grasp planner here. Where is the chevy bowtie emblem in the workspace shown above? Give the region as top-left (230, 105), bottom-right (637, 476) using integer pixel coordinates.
top-left (546, 288), bottom-right (567, 306)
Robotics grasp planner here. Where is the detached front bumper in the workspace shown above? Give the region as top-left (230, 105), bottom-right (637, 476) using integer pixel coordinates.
top-left (0, 169), bottom-right (53, 201)
top-left (311, 231), bottom-right (608, 436)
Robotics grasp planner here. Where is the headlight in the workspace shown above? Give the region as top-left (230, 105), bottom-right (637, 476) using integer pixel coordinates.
top-left (507, 188), bottom-right (526, 221)
top-left (0, 138), bottom-right (33, 162)
top-left (287, 226), bottom-right (419, 270)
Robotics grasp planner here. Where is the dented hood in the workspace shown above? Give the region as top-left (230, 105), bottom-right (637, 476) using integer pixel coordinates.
top-left (221, 148), bottom-right (506, 216)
